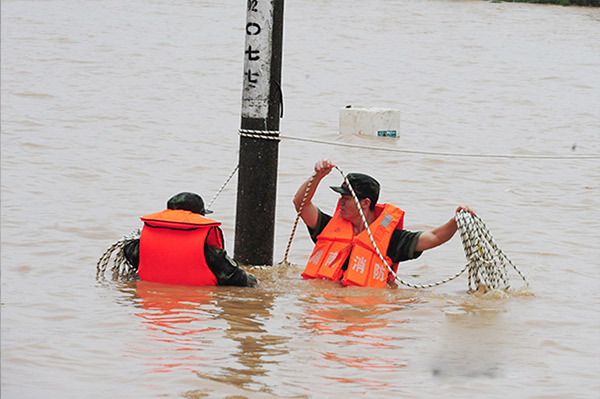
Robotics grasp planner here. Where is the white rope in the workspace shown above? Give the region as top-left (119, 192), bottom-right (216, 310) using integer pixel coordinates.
top-left (280, 134), bottom-right (599, 160)
top-left (280, 172), bottom-right (317, 266)
top-left (456, 211), bottom-right (528, 292)
top-left (341, 162), bottom-right (528, 291)
top-left (334, 166), bottom-right (470, 289)
top-left (239, 129), bottom-right (599, 160)
top-left (96, 228), bottom-right (141, 280)
top-left (97, 163), bottom-right (243, 281)
top-left (239, 128), bottom-right (281, 141)
top-left (206, 165), bottom-right (239, 210)
top-left (283, 165), bottom-right (528, 292)
top-left (283, 134), bottom-right (599, 160)
top-left (97, 163), bottom-right (242, 281)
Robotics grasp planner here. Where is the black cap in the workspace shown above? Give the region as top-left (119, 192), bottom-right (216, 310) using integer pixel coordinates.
top-left (167, 192), bottom-right (212, 215)
top-left (330, 173), bottom-right (380, 205)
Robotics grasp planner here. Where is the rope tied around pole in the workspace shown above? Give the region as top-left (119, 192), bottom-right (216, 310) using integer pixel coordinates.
top-left (281, 165), bottom-right (528, 293)
top-left (239, 128), bottom-right (281, 141)
top-left (242, 129), bottom-right (600, 160)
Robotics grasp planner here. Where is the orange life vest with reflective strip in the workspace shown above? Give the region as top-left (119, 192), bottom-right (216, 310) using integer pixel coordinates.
top-left (302, 202), bottom-right (405, 288)
top-left (138, 209), bottom-right (223, 286)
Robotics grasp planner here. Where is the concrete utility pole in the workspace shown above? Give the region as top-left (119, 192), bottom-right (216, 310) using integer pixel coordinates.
top-left (234, 0), bottom-right (284, 265)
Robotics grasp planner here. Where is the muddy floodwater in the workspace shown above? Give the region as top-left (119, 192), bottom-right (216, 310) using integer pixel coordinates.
top-left (1, 1), bottom-right (599, 398)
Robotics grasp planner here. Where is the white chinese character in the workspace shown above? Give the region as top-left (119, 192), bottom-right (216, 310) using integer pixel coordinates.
top-left (351, 256), bottom-right (366, 274)
top-left (325, 251), bottom-right (338, 267)
top-left (372, 262), bottom-right (386, 281)
top-left (309, 250), bottom-right (323, 265)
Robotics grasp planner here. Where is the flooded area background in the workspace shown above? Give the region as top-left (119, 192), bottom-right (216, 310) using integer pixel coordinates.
top-left (1, 1), bottom-right (599, 398)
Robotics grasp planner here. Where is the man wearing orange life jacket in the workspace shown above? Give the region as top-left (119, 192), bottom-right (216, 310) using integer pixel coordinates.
top-left (293, 159), bottom-right (475, 288)
top-left (123, 192), bottom-right (257, 287)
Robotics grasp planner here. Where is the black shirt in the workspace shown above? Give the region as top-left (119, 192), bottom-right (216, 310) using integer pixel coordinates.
top-left (308, 209), bottom-right (423, 263)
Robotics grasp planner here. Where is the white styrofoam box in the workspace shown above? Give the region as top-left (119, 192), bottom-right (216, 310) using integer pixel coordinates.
top-left (339, 107), bottom-right (400, 138)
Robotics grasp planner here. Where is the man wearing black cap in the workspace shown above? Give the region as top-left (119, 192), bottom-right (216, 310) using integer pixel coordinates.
top-left (123, 192), bottom-right (258, 287)
top-left (293, 159), bottom-right (474, 287)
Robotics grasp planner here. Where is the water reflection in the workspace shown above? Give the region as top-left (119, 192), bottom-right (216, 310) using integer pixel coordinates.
top-left (121, 281), bottom-right (288, 393)
top-left (135, 281), bottom-right (217, 336)
top-left (2, 0), bottom-right (598, 395)
top-left (129, 282), bottom-right (220, 374)
top-left (200, 290), bottom-right (288, 393)
top-left (302, 290), bottom-right (412, 348)
top-left (297, 284), bottom-right (415, 394)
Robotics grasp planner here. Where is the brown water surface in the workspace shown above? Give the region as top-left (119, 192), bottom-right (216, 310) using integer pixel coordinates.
top-left (2, 1), bottom-right (599, 398)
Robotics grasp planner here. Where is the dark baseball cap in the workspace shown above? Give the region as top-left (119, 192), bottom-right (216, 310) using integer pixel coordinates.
top-left (167, 192), bottom-right (213, 215)
top-left (330, 173), bottom-right (380, 205)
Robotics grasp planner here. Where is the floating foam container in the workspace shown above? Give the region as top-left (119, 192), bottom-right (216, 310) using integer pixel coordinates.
top-left (339, 107), bottom-right (400, 138)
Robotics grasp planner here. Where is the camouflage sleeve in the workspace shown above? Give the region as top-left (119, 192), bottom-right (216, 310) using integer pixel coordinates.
top-left (204, 245), bottom-right (258, 287)
top-left (123, 238), bottom-right (140, 270)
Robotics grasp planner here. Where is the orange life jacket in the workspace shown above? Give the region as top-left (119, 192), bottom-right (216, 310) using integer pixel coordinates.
top-left (302, 202), bottom-right (405, 288)
top-left (138, 209), bottom-right (223, 286)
